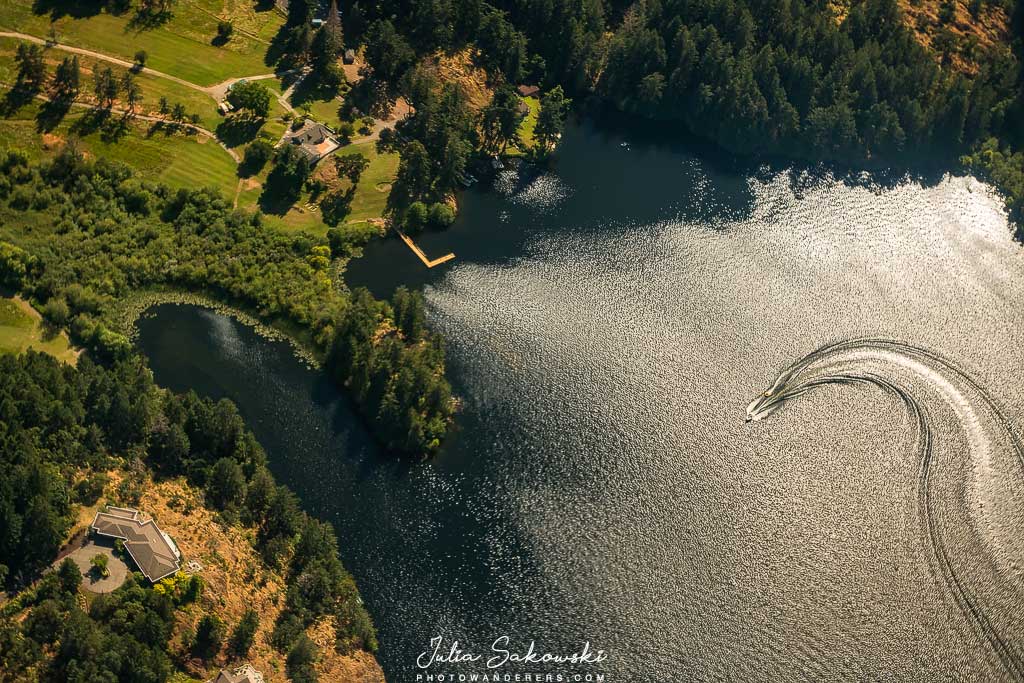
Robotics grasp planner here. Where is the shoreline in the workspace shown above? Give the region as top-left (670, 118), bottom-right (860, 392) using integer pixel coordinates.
top-left (116, 290), bottom-right (321, 369)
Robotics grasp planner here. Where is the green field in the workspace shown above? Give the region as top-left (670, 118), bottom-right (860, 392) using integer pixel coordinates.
top-left (0, 0), bottom-right (283, 86)
top-left (0, 37), bottom-right (221, 130)
top-left (0, 296), bottom-right (77, 363)
top-left (514, 95), bottom-right (539, 154)
top-left (344, 140), bottom-right (399, 222)
top-left (236, 139), bottom-right (398, 234)
top-left (0, 103), bottom-right (238, 196)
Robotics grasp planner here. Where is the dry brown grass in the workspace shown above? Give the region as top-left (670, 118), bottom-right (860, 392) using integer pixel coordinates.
top-left (69, 473), bottom-right (384, 683)
top-left (420, 48), bottom-right (495, 111)
top-left (898, 0), bottom-right (1011, 74)
top-left (827, 0), bottom-right (1010, 74)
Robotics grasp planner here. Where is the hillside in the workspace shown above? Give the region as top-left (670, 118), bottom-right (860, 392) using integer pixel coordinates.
top-left (897, 0), bottom-right (1012, 74)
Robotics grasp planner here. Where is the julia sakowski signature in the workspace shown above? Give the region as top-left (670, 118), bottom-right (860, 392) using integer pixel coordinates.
top-left (417, 636), bottom-right (608, 669)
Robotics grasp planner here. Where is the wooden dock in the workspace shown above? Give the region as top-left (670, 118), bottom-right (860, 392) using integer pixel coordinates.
top-left (398, 231), bottom-right (455, 268)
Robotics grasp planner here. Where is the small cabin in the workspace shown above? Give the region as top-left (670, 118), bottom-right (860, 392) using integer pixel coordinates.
top-left (343, 48), bottom-right (356, 65)
top-left (517, 84), bottom-right (540, 98)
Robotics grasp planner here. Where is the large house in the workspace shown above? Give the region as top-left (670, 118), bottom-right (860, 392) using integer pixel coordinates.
top-left (283, 119), bottom-right (341, 165)
top-left (90, 506), bottom-right (181, 582)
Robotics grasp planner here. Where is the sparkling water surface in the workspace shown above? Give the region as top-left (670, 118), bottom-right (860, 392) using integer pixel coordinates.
top-left (139, 120), bottom-right (1024, 682)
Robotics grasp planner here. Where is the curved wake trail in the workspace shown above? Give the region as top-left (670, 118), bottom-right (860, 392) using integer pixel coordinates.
top-left (748, 338), bottom-right (1024, 679)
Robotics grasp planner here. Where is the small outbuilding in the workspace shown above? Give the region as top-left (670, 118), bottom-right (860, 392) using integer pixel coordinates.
top-left (517, 84), bottom-right (540, 98)
top-left (343, 48), bottom-right (356, 64)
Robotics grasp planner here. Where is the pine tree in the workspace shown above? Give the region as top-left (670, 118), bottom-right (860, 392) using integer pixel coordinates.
top-left (93, 66), bottom-right (119, 108)
top-left (534, 86), bottom-right (569, 153)
top-left (122, 71), bottom-right (142, 114)
top-left (311, 1), bottom-right (344, 87)
top-left (52, 56), bottom-right (80, 99)
top-left (14, 42), bottom-right (46, 92)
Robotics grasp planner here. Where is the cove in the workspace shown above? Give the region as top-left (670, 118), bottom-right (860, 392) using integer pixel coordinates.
top-left (139, 120), bottom-right (1024, 681)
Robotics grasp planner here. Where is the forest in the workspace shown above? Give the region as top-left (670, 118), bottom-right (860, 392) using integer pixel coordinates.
top-left (324, 0), bottom-right (1024, 228)
top-left (0, 148), bottom-right (454, 458)
top-left (0, 350), bottom-right (375, 682)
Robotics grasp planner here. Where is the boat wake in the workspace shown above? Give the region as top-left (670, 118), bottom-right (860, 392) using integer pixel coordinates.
top-left (749, 338), bottom-right (1024, 678)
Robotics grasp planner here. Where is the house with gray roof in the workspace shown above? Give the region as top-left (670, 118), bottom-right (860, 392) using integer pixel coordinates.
top-left (283, 119), bottom-right (341, 164)
top-left (211, 664), bottom-right (264, 683)
top-left (90, 506), bottom-right (181, 582)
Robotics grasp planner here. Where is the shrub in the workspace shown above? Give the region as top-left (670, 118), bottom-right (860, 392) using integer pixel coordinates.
top-left (73, 472), bottom-right (108, 505)
top-left (427, 202), bottom-right (455, 230)
top-left (404, 201), bottom-right (428, 233)
top-left (241, 140), bottom-right (274, 176)
top-left (337, 121), bottom-right (356, 141)
top-left (193, 614), bottom-right (225, 659)
top-left (217, 21), bottom-right (234, 42)
top-left (90, 553), bottom-right (109, 578)
top-left (230, 608), bottom-right (259, 657)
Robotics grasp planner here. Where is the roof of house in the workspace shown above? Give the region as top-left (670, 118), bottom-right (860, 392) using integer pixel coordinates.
top-left (91, 506), bottom-right (181, 582)
top-left (285, 119), bottom-right (340, 162)
top-left (517, 84), bottom-right (540, 97)
top-left (212, 664), bottom-right (264, 683)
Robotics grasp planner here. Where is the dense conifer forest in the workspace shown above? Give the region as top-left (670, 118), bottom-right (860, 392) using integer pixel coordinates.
top-left (324, 0), bottom-right (1024, 226)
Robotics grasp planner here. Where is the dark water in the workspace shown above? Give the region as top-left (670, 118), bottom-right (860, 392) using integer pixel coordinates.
top-left (139, 121), bottom-right (1024, 681)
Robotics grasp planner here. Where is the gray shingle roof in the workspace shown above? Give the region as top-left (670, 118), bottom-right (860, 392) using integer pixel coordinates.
top-left (284, 119), bottom-right (340, 163)
top-left (91, 506), bottom-right (181, 582)
top-left (212, 664), bottom-right (264, 683)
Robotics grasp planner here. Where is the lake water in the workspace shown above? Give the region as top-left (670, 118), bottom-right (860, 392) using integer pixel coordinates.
top-left (138, 120), bottom-right (1024, 681)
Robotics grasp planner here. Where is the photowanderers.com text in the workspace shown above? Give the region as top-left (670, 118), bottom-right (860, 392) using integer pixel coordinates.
top-left (415, 674), bottom-right (606, 682)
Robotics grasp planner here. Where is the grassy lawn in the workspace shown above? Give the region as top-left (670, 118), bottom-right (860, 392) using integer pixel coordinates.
top-left (511, 95), bottom-right (539, 155)
top-left (297, 96), bottom-right (341, 128)
top-left (236, 139), bottom-right (398, 235)
top-left (288, 77), bottom-right (344, 129)
top-left (344, 140), bottom-right (399, 222)
top-left (0, 37), bottom-right (221, 130)
top-left (0, 296), bottom-right (77, 364)
top-left (0, 102), bottom-right (238, 196)
top-left (0, 0), bottom-right (283, 86)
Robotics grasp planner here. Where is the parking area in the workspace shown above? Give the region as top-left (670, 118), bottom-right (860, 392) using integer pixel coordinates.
top-left (63, 538), bottom-right (130, 593)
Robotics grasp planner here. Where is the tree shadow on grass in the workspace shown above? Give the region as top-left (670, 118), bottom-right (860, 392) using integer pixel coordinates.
top-left (321, 186), bottom-right (355, 226)
top-left (215, 116), bottom-right (264, 148)
top-left (290, 78), bottom-right (341, 112)
top-left (68, 106), bottom-right (110, 137)
top-left (35, 96), bottom-right (73, 133)
top-left (67, 107), bottom-right (132, 143)
top-left (258, 167), bottom-right (304, 216)
top-left (31, 0), bottom-right (106, 20)
top-left (343, 78), bottom-right (393, 120)
top-left (126, 8), bottom-right (174, 31)
top-left (264, 24), bottom-right (291, 69)
top-left (0, 86), bottom-right (39, 119)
